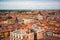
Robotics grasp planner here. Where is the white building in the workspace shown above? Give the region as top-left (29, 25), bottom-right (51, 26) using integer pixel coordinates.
top-left (37, 14), bottom-right (43, 20)
top-left (10, 29), bottom-right (34, 40)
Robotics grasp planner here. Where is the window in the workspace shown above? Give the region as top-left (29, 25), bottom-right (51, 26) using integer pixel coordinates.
top-left (7, 16), bottom-right (12, 19)
top-left (48, 12), bottom-right (55, 15)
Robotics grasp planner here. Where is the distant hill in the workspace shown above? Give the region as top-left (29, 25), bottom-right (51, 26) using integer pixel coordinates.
top-left (0, 10), bottom-right (31, 12)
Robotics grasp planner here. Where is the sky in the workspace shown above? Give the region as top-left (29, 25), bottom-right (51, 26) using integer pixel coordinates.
top-left (0, 0), bottom-right (60, 10)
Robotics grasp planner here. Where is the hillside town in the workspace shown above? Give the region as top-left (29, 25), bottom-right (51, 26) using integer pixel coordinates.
top-left (0, 10), bottom-right (60, 40)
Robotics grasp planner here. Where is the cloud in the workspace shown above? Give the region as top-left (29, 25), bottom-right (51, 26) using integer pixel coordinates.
top-left (0, 1), bottom-right (60, 10)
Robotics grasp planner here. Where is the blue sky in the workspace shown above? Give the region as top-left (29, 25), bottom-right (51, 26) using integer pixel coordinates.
top-left (0, 0), bottom-right (60, 10)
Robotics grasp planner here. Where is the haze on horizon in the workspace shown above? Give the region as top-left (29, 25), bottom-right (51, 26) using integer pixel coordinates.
top-left (0, 0), bottom-right (60, 10)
